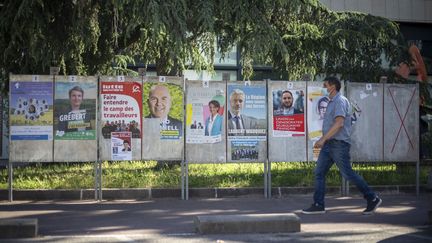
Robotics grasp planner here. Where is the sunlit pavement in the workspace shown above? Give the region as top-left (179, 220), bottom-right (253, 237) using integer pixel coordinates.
top-left (1, 194), bottom-right (431, 242)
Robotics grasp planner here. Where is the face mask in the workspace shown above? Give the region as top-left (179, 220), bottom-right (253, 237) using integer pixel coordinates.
top-left (321, 88), bottom-right (329, 96)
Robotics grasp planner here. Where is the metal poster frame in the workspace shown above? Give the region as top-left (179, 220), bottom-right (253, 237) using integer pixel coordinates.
top-left (5, 74), bottom-right (421, 201)
top-left (342, 82), bottom-right (420, 196)
top-left (183, 78), bottom-right (269, 199)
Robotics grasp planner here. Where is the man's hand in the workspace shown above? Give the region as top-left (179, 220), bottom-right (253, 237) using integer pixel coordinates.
top-left (314, 116), bottom-right (345, 149)
top-left (314, 137), bottom-right (326, 149)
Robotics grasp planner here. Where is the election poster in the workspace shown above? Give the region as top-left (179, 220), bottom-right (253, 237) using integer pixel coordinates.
top-left (227, 83), bottom-right (266, 161)
top-left (272, 89), bottom-right (305, 137)
top-left (230, 140), bottom-right (259, 161)
top-left (10, 80), bottom-right (53, 140)
top-left (101, 81), bottom-right (142, 139)
top-left (186, 87), bottom-right (225, 144)
top-left (307, 85), bottom-right (329, 160)
top-left (111, 132), bottom-right (132, 161)
top-left (54, 81), bottom-right (97, 140)
top-left (143, 82), bottom-right (183, 140)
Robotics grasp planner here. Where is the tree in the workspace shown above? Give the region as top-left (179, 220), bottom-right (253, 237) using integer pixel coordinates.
top-left (0, 0), bottom-right (407, 95)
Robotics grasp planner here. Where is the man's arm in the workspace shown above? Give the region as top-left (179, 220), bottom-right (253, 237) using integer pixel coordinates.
top-left (314, 116), bottom-right (345, 148)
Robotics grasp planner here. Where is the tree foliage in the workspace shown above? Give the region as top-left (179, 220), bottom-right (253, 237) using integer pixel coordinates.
top-left (0, 0), bottom-right (407, 94)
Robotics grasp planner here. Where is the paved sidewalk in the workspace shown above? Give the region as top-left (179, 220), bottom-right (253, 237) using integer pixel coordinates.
top-left (0, 194), bottom-right (431, 242)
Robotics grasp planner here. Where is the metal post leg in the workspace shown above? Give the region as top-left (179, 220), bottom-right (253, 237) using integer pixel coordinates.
top-left (181, 160), bottom-right (185, 200)
top-left (416, 160), bottom-right (420, 196)
top-left (94, 161), bottom-right (98, 201)
top-left (264, 160), bottom-right (268, 198)
top-left (8, 161), bottom-right (13, 202)
top-left (185, 161), bottom-right (189, 200)
top-left (268, 160), bottom-right (272, 198)
top-left (98, 160), bottom-right (103, 201)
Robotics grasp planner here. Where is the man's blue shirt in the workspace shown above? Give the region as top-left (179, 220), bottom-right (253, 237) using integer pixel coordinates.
top-left (322, 92), bottom-right (352, 144)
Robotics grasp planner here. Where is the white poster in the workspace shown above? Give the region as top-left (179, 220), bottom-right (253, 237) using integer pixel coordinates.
top-left (186, 87), bottom-right (225, 144)
top-left (307, 86), bottom-right (329, 160)
top-left (111, 132), bottom-right (132, 161)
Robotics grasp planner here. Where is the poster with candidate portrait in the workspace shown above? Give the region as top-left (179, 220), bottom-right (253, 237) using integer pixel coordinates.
top-left (227, 82), bottom-right (267, 162)
top-left (272, 89), bottom-right (305, 137)
top-left (268, 81), bottom-right (307, 162)
top-left (307, 85), bottom-right (328, 160)
top-left (10, 80), bottom-right (53, 141)
top-left (185, 80), bottom-right (226, 163)
top-left (9, 75), bottom-right (54, 162)
top-left (142, 82), bottom-right (183, 140)
top-left (111, 132), bottom-right (132, 161)
top-left (142, 77), bottom-right (184, 161)
top-left (54, 80), bottom-right (97, 140)
top-left (186, 87), bottom-right (225, 144)
top-left (101, 81), bottom-right (142, 139)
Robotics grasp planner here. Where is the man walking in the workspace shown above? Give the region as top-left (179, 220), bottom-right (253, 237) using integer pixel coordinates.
top-left (302, 76), bottom-right (382, 215)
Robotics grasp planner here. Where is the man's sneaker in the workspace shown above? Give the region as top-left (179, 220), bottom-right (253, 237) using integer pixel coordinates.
top-left (363, 197), bottom-right (382, 215)
top-left (302, 203), bottom-right (325, 214)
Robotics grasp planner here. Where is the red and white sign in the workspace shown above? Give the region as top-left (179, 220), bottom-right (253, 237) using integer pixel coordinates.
top-left (101, 82), bottom-right (142, 139)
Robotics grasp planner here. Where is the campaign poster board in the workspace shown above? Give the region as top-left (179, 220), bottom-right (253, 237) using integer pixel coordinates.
top-left (186, 80), bottom-right (226, 163)
top-left (347, 82), bottom-right (384, 162)
top-left (142, 76), bottom-right (184, 161)
top-left (383, 83), bottom-right (419, 162)
top-left (306, 81), bottom-right (345, 161)
top-left (53, 76), bottom-right (97, 162)
top-left (99, 76), bottom-right (142, 161)
top-left (269, 81), bottom-right (307, 162)
top-left (186, 84), bottom-right (225, 144)
top-left (226, 81), bottom-right (267, 162)
top-left (306, 81), bottom-right (328, 161)
top-left (9, 75), bottom-right (54, 162)
top-left (1, 97), bottom-right (9, 159)
top-left (419, 81), bottom-right (432, 160)
top-left (111, 132), bottom-right (132, 161)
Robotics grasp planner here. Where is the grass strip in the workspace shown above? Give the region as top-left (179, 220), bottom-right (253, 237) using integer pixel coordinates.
top-left (0, 161), bottom-right (429, 189)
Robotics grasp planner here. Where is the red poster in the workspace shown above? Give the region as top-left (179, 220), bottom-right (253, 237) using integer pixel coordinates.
top-left (101, 82), bottom-right (142, 138)
top-left (273, 114), bottom-right (305, 134)
top-left (272, 89), bottom-right (305, 137)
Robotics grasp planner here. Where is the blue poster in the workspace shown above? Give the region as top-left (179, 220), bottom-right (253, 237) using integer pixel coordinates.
top-left (10, 81), bottom-right (53, 140)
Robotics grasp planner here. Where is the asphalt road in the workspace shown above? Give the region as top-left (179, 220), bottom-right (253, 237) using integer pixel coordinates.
top-left (1, 194), bottom-right (431, 242)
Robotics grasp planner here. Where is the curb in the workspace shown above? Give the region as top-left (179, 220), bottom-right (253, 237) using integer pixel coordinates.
top-left (0, 218), bottom-right (38, 238)
top-left (429, 210), bottom-right (432, 224)
top-left (194, 213), bottom-right (300, 234)
top-left (0, 185), bottom-right (427, 201)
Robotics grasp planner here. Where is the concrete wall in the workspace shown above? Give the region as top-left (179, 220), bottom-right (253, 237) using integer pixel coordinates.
top-left (383, 83), bottom-right (419, 162)
top-left (320, 0), bottom-right (432, 23)
top-left (347, 82), bottom-right (384, 162)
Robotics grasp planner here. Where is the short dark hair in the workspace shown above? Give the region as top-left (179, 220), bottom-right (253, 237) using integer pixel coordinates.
top-left (123, 140), bottom-right (130, 145)
top-left (324, 76), bottom-right (341, 91)
top-left (208, 100), bottom-right (220, 109)
top-left (317, 96), bottom-right (330, 113)
top-left (282, 90), bottom-right (293, 97)
top-left (69, 86), bottom-right (84, 97)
